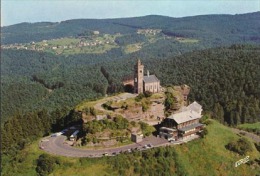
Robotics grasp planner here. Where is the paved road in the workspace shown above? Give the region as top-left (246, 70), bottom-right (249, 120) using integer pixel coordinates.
top-left (40, 135), bottom-right (169, 158)
top-left (231, 128), bottom-right (260, 143)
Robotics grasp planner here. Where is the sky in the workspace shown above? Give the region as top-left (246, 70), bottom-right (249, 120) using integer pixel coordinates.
top-left (1, 0), bottom-right (259, 26)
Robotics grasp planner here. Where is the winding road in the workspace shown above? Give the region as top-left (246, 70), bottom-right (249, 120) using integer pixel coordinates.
top-left (40, 135), bottom-right (169, 158)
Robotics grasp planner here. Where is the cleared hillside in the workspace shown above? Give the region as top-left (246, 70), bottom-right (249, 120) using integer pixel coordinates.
top-left (2, 12), bottom-right (260, 46)
top-left (2, 120), bottom-right (259, 175)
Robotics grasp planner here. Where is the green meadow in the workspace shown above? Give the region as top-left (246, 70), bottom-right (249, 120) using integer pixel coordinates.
top-left (2, 120), bottom-right (259, 176)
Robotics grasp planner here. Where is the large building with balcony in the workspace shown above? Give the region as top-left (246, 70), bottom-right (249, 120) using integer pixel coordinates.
top-left (159, 101), bottom-right (204, 141)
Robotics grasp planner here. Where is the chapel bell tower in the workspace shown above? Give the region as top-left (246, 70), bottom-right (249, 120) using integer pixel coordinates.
top-left (134, 59), bottom-right (144, 94)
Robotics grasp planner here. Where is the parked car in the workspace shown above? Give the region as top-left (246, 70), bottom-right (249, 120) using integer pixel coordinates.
top-left (51, 134), bottom-right (57, 137)
top-left (61, 129), bottom-right (68, 133)
top-left (148, 144), bottom-right (153, 148)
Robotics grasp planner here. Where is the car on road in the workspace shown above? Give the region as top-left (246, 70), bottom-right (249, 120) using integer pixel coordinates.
top-left (69, 126), bottom-right (76, 130)
top-left (51, 134), bottom-right (57, 137)
top-left (103, 152), bottom-right (109, 156)
top-left (143, 144), bottom-right (149, 149)
top-left (61, 129), bottom-right (68, 133)
top-left (148, 144), bottom-right (153, 148)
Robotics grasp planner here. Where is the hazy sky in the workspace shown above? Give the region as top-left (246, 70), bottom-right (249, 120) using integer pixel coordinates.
top-left (2, 0), bottom-right (259, 26)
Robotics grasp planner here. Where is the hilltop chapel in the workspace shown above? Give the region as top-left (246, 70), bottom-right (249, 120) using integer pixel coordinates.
top-left (134, 59), bottom-right (160, 94)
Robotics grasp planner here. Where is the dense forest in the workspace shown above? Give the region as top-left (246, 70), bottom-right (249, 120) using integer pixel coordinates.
top-left (2, 44), bottom-right (260, 175)
top-left (1, 45), bottom-right (260, 125)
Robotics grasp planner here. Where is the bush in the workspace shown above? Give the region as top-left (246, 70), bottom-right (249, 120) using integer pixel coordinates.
top-left (102, 101), bottom-right (112, 110)
top-left (199, 115), bottom-right (209, 123)
top-left (36, 154), bottom-right (60, 176)
top-left (226, 138), bottom-right (253, 155)
top-left (254, 142), bottom-right (260, 152)
top-left (203, 119), bottom-right (213, 125)
top-left (135, 93), bottom-right (145, 102)
top-left (144, 91), bottom-right (152, 98)
top-left (139, 121), bottom-right (156, 136)
top-left (200, 128), bottom-right (208, 138)
top-left (142, 102), bottom-right (149, 112)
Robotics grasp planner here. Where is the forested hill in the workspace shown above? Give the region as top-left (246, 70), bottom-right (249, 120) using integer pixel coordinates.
top-left (2, 12), bottom-right (260, 45)
top-left (1, 45), bottom-right (260, 125)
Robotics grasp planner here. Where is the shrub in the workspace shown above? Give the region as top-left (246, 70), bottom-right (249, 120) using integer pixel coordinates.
top-left (254, 142), bottom-right (260, 152)
top-left (135, 93), bottom-right (145, 102)
top-left (199, 115), bottom-right (209, 123)
top-left (36, 154), bottom-right (60, 176)
top-left (139, 121), bottom-right (156, 136)
top-left (102, 101), bottom-right (112, 110)
top-left (142, 102), bottom-right (149, 112)
top-left (226, 137), bottom-right (253, 155)
top-left (203, 119), bottom-right (212, 125)
top-left (201, 128), bottom-right (208, 138)
top-left (144, 91), bottom-right (152, 98)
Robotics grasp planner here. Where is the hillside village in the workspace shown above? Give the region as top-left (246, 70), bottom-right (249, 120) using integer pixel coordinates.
top-left (1, 32), bottom-right (119, 54)
top-left (1, 28), bottom-right (198, 55)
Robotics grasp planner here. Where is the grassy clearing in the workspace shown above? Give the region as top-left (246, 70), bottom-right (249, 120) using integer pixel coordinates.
top-left (3, 119), bottom-right (259, 175)
top-left (177, 38), bottom-right (199, 43)
top-left (124, 43), bottom-right (143, 54)
top-left (52, 158), bottom-right (115, 176)
top-left (75, 93), bottom-right (126, 111)
top-left (174, 119), bottom-right (260, 176)
top-left (2, 138), bottom-right (114, 176)
top-left (34, 34), bottom-right (120, 55)
top-left (237, 122), bottom-right (260, 135)
top-left (39, 37), bottom-right (80, 46)
top-left (237, 122), bottom-right (260, 131)
top-left (150, 92), bottom-right (164, 99)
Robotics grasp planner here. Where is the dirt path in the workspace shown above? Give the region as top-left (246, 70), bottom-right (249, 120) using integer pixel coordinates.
top-left (231, 128), bottom-right (260, 143)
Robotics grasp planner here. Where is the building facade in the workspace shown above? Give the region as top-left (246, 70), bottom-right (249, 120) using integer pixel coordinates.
top-left (159, 101), bottom-right (204, 141)
top-left (134, 59), bottom-right (160, 94)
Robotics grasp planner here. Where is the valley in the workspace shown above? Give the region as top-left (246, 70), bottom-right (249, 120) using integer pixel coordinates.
top-left (1, 11), bottom-right (260, 176)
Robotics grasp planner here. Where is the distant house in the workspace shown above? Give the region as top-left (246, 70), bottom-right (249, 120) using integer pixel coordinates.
top-left (159, 101), bottom-right (204, 141)
top-left (93, 31), bottom-right (100, 35)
